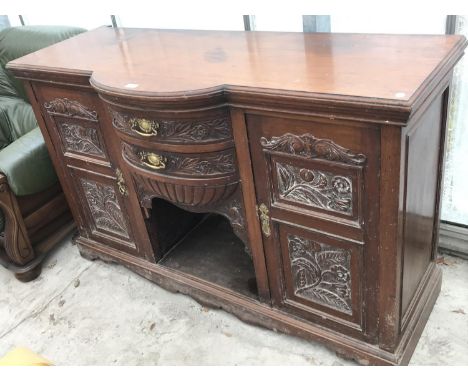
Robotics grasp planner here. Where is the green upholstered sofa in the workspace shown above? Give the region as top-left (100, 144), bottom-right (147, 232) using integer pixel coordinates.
top-left (0, 26), bottom-right (85, 281)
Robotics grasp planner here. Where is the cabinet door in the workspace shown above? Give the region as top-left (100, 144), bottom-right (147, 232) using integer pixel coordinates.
top-left (67, 167), bottom-right (141, 255)
top-left (31, 83), bottom-right (148, 259)
top-left (247, 112), bottom-right (380, 339)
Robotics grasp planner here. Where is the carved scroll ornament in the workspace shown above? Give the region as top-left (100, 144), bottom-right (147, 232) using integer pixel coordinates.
top-left (44, 98), bottom-right (98, 121)
top-left (261, 133), bottom-right (366, 165)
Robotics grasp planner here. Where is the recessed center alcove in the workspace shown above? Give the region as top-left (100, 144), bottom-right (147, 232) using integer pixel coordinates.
top-left (144, 198), bottom-right (258, 300)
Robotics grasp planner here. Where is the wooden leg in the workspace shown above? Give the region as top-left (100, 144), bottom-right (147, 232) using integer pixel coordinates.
top-left (15, 262), bottom-right (42, 282)
top-left (0, 174), bottom-right (35, 266)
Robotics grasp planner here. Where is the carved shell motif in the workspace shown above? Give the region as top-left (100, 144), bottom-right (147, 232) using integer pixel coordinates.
top-left (260, 133), bottom-right (366, 165)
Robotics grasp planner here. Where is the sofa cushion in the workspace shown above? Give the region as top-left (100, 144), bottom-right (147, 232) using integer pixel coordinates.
top-left (0, 25), bottom-right (86, 101)
top-left (0, 96), bottom-right (38, 148)
top-left (0, 127), bottom-right (57, 196)
top-left (0, 106), bottom-right (11, 149)
top-left (0, 63), bottom-right (18, 99)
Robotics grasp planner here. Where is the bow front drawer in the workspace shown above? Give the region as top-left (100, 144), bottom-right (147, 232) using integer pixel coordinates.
top-left (122, 141), bottom-right (238, 179)
top-left (109, 106), bottom-right (233, 150)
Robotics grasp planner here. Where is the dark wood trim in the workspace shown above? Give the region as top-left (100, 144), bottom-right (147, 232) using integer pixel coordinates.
top-left (0, 173), bottom-right (74, 280)
top-left (23, 193), bottom-right (68, 236)
top-left (378, 126), bottom-right (403, 351)
top-left (431, 87), bottom-right (451, 261)
top-left (0, 174), bottom-right (35, 265)
top-left (230, 108), bottom-right (271, 303)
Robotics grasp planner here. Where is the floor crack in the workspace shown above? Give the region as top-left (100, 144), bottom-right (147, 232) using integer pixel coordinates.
top-left (0, 263), bottom-right (93, 339)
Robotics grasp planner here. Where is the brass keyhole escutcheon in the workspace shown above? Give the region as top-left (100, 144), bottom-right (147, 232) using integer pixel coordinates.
top-left (257, 203), bottom-right (271, 237)
top-left (141, 152), bottom-right (167, 170)
top-left (116, 168), bottom-right (128, 197)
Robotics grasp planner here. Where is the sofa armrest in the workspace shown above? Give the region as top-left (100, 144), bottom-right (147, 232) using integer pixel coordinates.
top-left (0, 127), bottom-right (57, 196)
top-left (1, 26), bottom-right (87, 101)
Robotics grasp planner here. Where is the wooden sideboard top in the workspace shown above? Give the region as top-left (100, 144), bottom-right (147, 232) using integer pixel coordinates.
top-left (8, 26), bottom-right (467, 105)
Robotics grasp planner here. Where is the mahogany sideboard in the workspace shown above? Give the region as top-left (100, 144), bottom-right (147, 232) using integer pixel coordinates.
top-left (7, 27), bottom-right (467, 365)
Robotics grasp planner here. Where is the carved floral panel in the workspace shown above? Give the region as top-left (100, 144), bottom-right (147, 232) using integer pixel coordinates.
top-left (60, 123), bottom-right (105, 157)
top-left (287, 234), bottom-right (352, 314)
top-left (80, 179), bottom-right (130, 238)
top-left (111, 110), bottom-right (232, 143)
top-left (164, 152), bottom-right (235, 176)
top-left (122, 142), bottom-right (236, 177)
top-left (276, 162), bottom-right (353, 215)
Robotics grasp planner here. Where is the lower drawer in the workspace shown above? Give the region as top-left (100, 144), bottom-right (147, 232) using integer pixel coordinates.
top-left (121, 141), bottom-right (238, 179)
top-left (121, 141), bottom-right (240, 208)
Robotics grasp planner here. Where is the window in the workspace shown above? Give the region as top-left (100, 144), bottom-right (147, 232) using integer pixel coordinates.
top-left (442, 16), bottom-right (468, 226)
top-left (116, 14), bottom-right (244, 31)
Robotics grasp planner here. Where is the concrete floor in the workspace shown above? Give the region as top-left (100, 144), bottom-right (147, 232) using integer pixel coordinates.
top-left (0, 237), bottom-right (467, 365)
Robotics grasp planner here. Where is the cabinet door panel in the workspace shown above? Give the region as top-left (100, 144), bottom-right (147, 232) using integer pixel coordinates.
top-left (268, 153), bottom-right (363, 224)
top-left (68, 167), bottom-right (141, 256)
top-left (29, 82), bottom-right (155, 261)
top-left (34, 84), bottom-right (111, 167)
top-left (278, 224), bottom-right (363, 328)
top-left (246, 112), bottom-right (380, 339)
top-left (54, 116), bottom-right (109, 162)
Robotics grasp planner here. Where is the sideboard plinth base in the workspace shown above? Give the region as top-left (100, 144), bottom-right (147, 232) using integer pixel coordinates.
top-left (75, 234), bottom-right (441, 366)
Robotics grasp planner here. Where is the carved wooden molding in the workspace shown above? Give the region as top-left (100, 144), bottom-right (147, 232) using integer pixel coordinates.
top-left (287, 234), bottom-right (352, 314)
top-left (277, 162), bottom-right (353, 215)
top-left (261, 133), bottom-right (366, 165)
top-left (60, 123), bottom-right (105, 157)
top-left (0, 177), bottom-right (34, 265)
top-left (132, 175), bottom-right (250, 253)
top-left (80, 179), bottom-right (129, 238)
top-left (111, 110), bottom-right (232, 143)
top-left (44, 98), bottom-right (98, 121)
top-left (214, 189), bottom-right (251, 255)
top-left (133, 173), bottom-right (238, 208)
top-left (166, 152), bottom-right (235, 176)
top-left (122, 142), bottom-right (236, 177)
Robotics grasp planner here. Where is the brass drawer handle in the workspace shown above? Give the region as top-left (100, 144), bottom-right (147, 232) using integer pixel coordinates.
top-left (140, 152), bottom-right (167, 170)
top-left (116, 168), bottom-right (128, 196)
top-left (257, 203), bottom-right (271, 237)
top-left (131, 118), bottom-right (159, 137)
